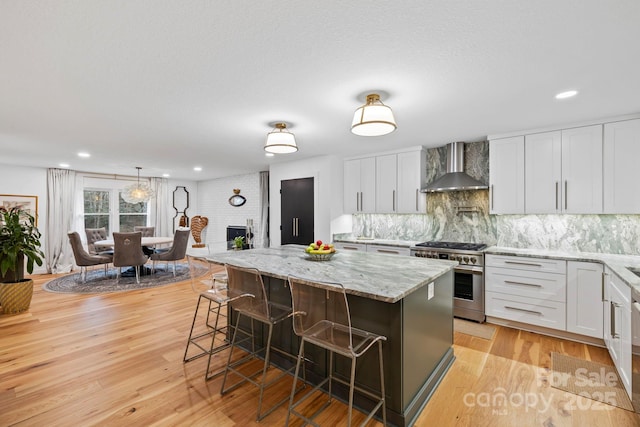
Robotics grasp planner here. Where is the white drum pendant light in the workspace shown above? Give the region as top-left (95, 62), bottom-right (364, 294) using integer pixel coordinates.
top-left (351, 93), bottom-right (397, 136)
top-left (264, 122), bottom-right (298, 154)
top-left (122, 167), bottom-right (155, 204)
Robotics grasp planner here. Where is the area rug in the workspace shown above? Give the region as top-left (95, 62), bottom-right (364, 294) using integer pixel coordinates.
top-left (42, 262), bottom-right (209, 294)
top-left (550, 352), bottom-right (634, 411)
top-left (454, 318), bottom-right (496, 340)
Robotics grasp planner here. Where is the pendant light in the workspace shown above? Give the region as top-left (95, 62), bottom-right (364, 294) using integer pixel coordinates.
top-left (351, 93), bottom-right (397, 136)
top-left (122, 167), bottom-right (155, 204)
top-left (264, 122), bottom-right (298, 154)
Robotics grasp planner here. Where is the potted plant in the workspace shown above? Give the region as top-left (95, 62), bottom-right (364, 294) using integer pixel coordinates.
top-left (233, 236), bottom-right (245, 250)
top-left (0, 206), bottom-right (44, 314)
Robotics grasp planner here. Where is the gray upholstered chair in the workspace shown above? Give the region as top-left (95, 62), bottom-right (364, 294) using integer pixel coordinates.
top-left (133, 226), bottom-right (155, 237)
top-left (112, 232), bottom-right (148, 284)
top-left (85, 227), bottom-right (113, 255)
top-left (68, 232), bottom-right (113, 283)
top-left (150, 229), bottom-right (190, 276)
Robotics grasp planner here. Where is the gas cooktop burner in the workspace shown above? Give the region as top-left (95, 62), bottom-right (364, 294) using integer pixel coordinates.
top-left (414, 241), bottom-right (487, 251)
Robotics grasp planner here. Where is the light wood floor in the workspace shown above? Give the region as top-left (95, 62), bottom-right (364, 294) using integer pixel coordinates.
top-left (1, 269), bottom-right (639, 427)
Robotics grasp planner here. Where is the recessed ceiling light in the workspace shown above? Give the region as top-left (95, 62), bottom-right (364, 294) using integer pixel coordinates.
top-left (162, 173), bottom-right (170, 178)
top-left (77, 152), bottom-right (90, 158)
top-left (193, 166), bottom-right (202, 172)
top-left (59, 163), bottom-right (70, 168)
top-left (555, 90), bottom-right (578, 99)
top-left (265, 152), bottom-right (275, 157)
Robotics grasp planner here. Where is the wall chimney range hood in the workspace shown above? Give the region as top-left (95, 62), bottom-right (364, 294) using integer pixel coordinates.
top-left (423, 142), bottom-right (488, 192)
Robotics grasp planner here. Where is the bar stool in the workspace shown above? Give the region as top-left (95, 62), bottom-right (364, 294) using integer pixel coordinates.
top-left (286, 276), bottom-right (387, 427)
top-left (183, 256), bottom-right (232, 380)
top-left (220, 264), bottom-right (300, 421)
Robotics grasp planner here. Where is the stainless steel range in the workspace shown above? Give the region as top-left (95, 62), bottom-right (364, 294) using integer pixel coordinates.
top-left (410, 241), bottom-right (487, 323)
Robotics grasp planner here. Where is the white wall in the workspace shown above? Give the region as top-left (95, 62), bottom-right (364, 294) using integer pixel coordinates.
top-left (0, 164), bottom-right (48, 273)
top-left (269, 155), bottom-right (349, 247)
top-left (196, 172), bottom-right (262, 250)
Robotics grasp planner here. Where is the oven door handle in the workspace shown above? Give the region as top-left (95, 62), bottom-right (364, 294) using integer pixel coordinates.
top-left (454, 266), bottom-right (484, 274)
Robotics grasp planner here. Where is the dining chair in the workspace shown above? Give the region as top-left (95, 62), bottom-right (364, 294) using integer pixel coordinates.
top-left (67, 232), bottom-right (113, 283)
top-left (286, 276), bottom-right (387, 427)
top-left (150, 229), bottom-right (190, 276)
top-left (84, 227), bottom-right (113, 255)
top-left (112, 232), bottom-right (148, 284)
top-left (221, 264), bottom-right (301, 421)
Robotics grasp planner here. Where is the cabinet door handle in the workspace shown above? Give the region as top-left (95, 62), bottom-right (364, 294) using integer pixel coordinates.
top-left (415, 189), bottom-right (419, 211)
top-left (356, 192), bottom-right (359, 212)
top-left (504, 306), bottom-right (543, 316)
top-left (292, 218), bottom-right (296, 236)
top-left (342, 246), bottom-right (359, 251)
top-left (504, 280), bottom-right (542, 288)
top-left (504, 260), bottom-right (543, 267)
top-left (377, 249), bottom-right (400, 255)
top-left (555, 182), bottom-right (559, 210)
top-left (564, 180), bottom-right (568, 211)
top-left (392, 190), bottom-right (396, 212)
top-left (359, 192), bottom-right (363, 212)
top-left (296, 218), bottom-right (299, 236)
top-left (601, 272), bottom-right (608, 302)
top-left (611, 301), bottom-right (619, 338)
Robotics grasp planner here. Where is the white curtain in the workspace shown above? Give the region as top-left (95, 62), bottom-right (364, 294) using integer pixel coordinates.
top-left (46, 168), bottom-right (76, 273)
top-left (151, 177), bottom-right (170, 237)
top-left (260, 171), bottom-right (269, 248)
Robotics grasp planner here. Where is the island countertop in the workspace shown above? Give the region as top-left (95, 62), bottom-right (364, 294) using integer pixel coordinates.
top-left (196, 245), bottom-right (456, 303)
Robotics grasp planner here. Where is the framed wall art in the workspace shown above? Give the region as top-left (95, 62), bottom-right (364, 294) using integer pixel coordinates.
top-left (0, 194), bottom-right (39, 225)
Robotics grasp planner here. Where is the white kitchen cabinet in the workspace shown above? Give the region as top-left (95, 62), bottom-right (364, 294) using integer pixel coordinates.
top-left (345, 147), bottom-right (425, 214)
top-left (485, 254), bottom-right (567, 330)
top-left (604, 267), bottom-right (632, 397)
top-left (604, 118), bottom-right (640, 213)
top-left (396, 150), bottom-right (426, 213)
top-left (524, 126), bottom-right (602, 214)
top-left (489, 136), bottom-right (525, 214)
top-left (366, 244), bottom-right (410, 256)
top-left (566, 261), bottom-right (604, 338)
top-left (375, 154), bottom-right (397, 213)
top-left (561, 125), bottom-right (603, 214)
top-left (344, 157), bottom-right (376, 213)
top-left (333, 242), bottom-right (367, 252)
top-left (524, 131), bottom-right (562, 213)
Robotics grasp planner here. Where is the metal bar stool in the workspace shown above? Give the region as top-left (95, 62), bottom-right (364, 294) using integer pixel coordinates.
top-left (286, 276), bottom-right (387, 427)
top-left (183, 256), bottom-right (232, 380)
top-left (220, 263), bottom-right (302, 421)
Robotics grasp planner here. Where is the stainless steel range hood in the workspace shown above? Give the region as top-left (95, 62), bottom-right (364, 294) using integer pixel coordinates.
top-left (423, 142), bottom-right (488, 192)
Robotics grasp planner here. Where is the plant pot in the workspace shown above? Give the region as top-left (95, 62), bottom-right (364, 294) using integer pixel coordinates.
top-left (0, 278), bottom-right (34, 314)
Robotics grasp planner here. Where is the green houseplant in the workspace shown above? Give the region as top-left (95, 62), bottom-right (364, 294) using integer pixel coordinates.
top-left (233, 236), bottom-right (245, 250)
top-left (0, 206), bottom-right (44, 314)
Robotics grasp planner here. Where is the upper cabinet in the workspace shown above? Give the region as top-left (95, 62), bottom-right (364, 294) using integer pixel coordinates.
top-left (604, 119), bottom-right (640, 213)
top-left (490, 115), bottom-right (640, 215)
top-left (344, 157), bottom-right (376, 213)
top-left (489, 136), bottom-right (525, 214)
top-left (525, 126), bottom-right (603, 214)
top-left (345, 147), bottom-right (426, 214)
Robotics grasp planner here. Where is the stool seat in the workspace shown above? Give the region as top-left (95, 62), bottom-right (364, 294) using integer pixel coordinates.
top-left (286, 276), bottom-right (387, 427)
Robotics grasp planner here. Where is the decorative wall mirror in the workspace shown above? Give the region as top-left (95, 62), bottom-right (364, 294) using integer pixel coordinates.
top-left (172, 186), bottom-right (190, 231)
top-left (228, 188), bottom-right (246, 207)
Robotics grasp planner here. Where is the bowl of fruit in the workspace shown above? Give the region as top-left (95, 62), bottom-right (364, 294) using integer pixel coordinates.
top-left (304, 240), bottom-right (336, 261)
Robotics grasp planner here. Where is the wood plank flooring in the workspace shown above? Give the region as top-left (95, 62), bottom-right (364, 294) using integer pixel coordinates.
top-left (1, 269), bottom-right (639, 426)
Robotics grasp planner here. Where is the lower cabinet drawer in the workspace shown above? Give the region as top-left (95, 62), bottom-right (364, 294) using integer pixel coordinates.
top-left (485, 268), bottom-right (566, 302)
top-left (486, 292), bottom-right (566, 330)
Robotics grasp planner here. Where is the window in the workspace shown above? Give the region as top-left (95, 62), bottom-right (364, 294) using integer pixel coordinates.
top-left (83, 187), bottom-right (149, 233)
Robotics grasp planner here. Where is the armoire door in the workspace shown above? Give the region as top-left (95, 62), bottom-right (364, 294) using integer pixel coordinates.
top-left (281, 177), bottom-right (314, 245)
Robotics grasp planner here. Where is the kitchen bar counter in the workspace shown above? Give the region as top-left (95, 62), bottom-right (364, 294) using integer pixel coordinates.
top-left (485, 246), bottom-right (640, 300)
top-left (197, 245), bottom-right (456, 303)
top-left (195, 245), bottom-right (457, 427)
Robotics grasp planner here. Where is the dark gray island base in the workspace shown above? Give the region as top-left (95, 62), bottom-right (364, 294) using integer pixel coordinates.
top-left (199, 245), bottom-right (456, 427)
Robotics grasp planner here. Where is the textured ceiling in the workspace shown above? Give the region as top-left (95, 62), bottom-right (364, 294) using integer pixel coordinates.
top-left (1, 1), bottom-right (639, 180)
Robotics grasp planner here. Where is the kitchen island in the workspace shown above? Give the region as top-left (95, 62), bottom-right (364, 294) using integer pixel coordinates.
top-left (197, 245), bottom-right (457, 427)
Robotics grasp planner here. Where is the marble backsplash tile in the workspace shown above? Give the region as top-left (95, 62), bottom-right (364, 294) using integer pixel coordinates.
top-left (348, 140), bottom-right (640, 255)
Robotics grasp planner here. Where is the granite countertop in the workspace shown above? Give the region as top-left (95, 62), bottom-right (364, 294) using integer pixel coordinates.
top-left (485, 246), bottom-right (640, 301)
top-left (192, 245), bottom-right (456, 303)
